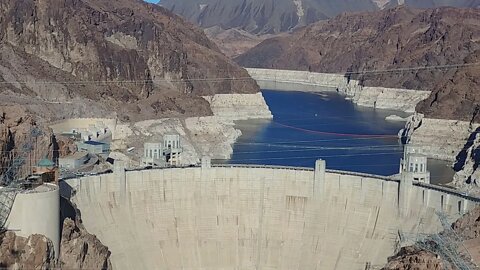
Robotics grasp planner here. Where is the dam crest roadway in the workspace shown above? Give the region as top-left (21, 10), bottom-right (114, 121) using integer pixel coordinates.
top-left (60, 158), bottom-right (479, 270)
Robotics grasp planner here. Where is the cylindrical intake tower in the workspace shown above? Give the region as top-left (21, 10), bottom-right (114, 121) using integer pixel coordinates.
top-left (4, 183), bottom-right (60, 257)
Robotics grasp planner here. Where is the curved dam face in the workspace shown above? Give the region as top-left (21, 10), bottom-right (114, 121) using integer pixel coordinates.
top-left (63, 165), bottom-right (477, 270)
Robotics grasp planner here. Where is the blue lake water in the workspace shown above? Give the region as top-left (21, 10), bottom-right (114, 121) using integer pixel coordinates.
top-left (223, 90), bottom-right (454, 183)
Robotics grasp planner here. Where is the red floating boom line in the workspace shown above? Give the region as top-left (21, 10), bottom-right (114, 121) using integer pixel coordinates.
top-left (273, 122), bottom-right (399, 138)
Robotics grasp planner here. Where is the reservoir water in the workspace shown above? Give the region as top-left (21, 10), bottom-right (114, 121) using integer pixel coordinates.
top-left (225, 89), bottom-right (454, 184)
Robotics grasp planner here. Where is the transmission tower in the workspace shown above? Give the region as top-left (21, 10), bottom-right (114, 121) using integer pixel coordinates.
top-left (0, 127), bottom-right (42, 186)
top-left (0, 127), bottom-right (42, 230)
top-left (412, 211), bottom-right (477, 270)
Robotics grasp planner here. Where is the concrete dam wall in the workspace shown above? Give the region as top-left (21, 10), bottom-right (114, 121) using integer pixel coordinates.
top-left (63, 163), bottom-right (478, 270)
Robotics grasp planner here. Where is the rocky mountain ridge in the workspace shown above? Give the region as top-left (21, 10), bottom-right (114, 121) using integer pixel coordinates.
top-left (204, 26), bottom-right (277, 58)
top-left (160, 0), bottom-right (379, 34)
top-left (0, 0), bottom-right (261, 180)
top-left (386, 0), bottom-right (480, 9)
top-left (236, 6), bottom-right (480, 122)
top-left (160, 0), bottom-right (480, 35)
top-left (0, 0), bottom-right (261, 265)
top-left (0, 0), bottom-right (258, 123)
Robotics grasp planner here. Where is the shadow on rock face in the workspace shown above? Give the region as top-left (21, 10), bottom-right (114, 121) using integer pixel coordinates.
top-left (454, 127), bottom-right (480, 173)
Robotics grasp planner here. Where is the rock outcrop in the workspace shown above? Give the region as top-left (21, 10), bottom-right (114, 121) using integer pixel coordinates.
top-left (453, 127), bottom-right (480, 194)
top-left (112, 115), bottom-right (244, 165)
top-left (400, 113), bottom-right (479, 161)
top-left (386, 0), bottom-right (480, 9)
top-left (0, 206), bottom-right (112, 270)
top-left (0, 106), bottom-right (55, 181)
top-left (383, 206), bottom-right (480, 270)
top-left (452, 206), bottom-right (480, 239)
top-left (237, 6), bottom-right (480, 122)
top-left (184, 117), bottom-right (242, 160)
top-left (400, 113), bottom-right (480, 190)
top-left (382, 246), bottom-right (450, 270)
top-left (203, 93), bottom-right (273, 120)
top-left (109, 93), bottom-right (272, 164)
top-left (58, 218), bottom-right (112, 270)
top-left (112, 113), bottom-right (262, 165)
top-left (0, 232), bottom-right (56, 269)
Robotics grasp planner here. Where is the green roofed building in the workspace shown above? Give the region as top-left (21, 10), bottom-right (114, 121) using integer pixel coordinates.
top-left (37, 158), bottom-right (55, 168)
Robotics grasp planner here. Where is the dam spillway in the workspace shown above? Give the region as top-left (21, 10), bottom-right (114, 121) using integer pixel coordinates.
top-left (62, 162), bottom-right (478, 270)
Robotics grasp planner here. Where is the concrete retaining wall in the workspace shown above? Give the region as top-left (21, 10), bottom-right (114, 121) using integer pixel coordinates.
top-left (246, 68), bottom-right (350, 90)
top-left (50, 118), bottom-right (118, 139)
top-left (63, 166), bottom-right (477, 270)
top-left (5, 184), bottom-right (60, 257)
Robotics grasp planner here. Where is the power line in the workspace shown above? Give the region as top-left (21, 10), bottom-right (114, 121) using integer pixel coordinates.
top-left (344, 62), bottom-right (480, 75)
top-left (272, 121), bottom-right (398, 138)
top-left (239, 120), bottom-right (403, 128)
top-left (0, 62), bottom-right (478, 86)
top-left (233, 140), bottom-right (475, 153)
top-left (231, 144), bottom-right (402, 154)
top-left (0, 76), bottom-right (254, 86)
top-left (228, 151), bottom-right (405, 162)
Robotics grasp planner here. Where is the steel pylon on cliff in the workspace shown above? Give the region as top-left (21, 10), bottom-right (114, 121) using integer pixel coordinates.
top-left (0, 127), bottom-right (42, 186)
top-left (0, 127), bottom-right (42, 230)
top-left (395, 210), bottom-right (477, 270)
top-left (415, 211), bottom-right (476, 270)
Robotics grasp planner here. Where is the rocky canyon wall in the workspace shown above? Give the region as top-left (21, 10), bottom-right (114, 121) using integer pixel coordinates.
top-left (246, 68), bottom-right (430, 113)
top-left (0, 106), bottom-right (56, 181)
top-left (400, 114), bottom-right (478, 161)
top-left (237, 7), bottom-right (480, 123)
top-left (105, 93), bottom-right (272, 164)
top-left (202, 93), bottom-right (273, 121)
top-left (401, 113), bottom-right (480, 193)
top-left (0, 211), bottom-right (111, 269)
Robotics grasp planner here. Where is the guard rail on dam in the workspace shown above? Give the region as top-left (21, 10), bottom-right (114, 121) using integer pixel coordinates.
top-left (214, 164), bottom-right (480, 203)
top-left (60, 160), bottom-right (480, 270)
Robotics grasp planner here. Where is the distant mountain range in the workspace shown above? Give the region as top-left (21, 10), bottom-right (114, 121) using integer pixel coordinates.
top-left (160, 0), bottom-right (378, 34)
top-left (160, 0), bottom-right (480, 34)
top-left (203, 26), bottom-right (274, 58)
top-left (387, 0), bottom-right (480, 9)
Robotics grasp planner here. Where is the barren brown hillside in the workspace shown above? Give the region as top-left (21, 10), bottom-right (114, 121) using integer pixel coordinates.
top-left (236, 7), bottom-right (480, 122)
top-left (0, 0), bottom-right (258, 122)
top-left (0, 0), bottom-right (259, 182)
